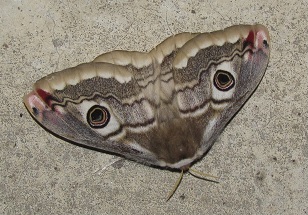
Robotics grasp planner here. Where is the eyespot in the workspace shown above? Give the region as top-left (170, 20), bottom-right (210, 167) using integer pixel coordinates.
top-left (213, 70), bottom-right (235, 91)
top-left (32, 107), bottom-right (39, 116)
top-left (87, 105), bottom-right (110, 128)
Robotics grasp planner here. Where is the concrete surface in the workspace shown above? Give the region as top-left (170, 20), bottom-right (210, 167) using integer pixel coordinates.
top-left (1, 0), bottom-right (307, 214)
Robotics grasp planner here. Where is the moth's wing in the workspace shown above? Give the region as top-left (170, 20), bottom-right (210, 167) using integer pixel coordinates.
top-left (171, 24), bottom-right (270, 159)
top-left (23, 32), bottom-right (199, 167)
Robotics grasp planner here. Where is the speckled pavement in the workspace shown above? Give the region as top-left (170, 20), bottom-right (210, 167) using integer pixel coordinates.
top-left (1, 1), bottom-right (307, 214)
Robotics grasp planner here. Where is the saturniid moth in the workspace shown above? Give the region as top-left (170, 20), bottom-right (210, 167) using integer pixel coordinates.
top-left (24, 24), bottom-right (270, 172)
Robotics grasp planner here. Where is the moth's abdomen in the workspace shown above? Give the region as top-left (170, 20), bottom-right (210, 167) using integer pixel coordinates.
top-left (124, 117), bottom-right (204, 169)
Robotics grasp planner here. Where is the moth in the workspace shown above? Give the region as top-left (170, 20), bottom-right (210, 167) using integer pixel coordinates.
top-left (24, 24), bottom-right (270, 171)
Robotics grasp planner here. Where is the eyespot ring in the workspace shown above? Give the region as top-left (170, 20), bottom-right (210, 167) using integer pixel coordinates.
top-left (87, 105), bottom-right (110, 129)
top-left (213, 70), bottom-right (235, 91)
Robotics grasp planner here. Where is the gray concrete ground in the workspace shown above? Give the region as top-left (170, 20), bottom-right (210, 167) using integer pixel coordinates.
top-left (1, 0), bottom-right (307, 214)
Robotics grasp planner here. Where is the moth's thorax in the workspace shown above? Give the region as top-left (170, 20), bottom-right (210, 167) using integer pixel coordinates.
top-left (24, 24), bottom-right (270, 170)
